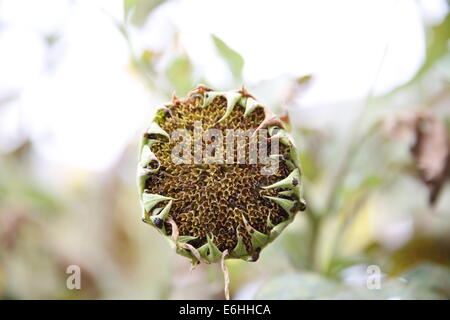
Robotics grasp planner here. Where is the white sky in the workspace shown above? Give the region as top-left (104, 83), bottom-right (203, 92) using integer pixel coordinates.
top-left (0, 0), bottom-right (448, 172)
top-left (161, 0), bottom-right (424, 102)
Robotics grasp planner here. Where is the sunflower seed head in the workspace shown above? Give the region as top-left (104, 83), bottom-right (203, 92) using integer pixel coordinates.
top-left (137, 85), bottom-right (305, 263)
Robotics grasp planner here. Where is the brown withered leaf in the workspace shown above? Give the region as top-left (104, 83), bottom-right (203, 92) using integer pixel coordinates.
top-left (383, 111), bottom-right (450, 205)
top-left (410, 113), bottom-right (450, 205)
top-left (0, 210), bottom-right (28, 250)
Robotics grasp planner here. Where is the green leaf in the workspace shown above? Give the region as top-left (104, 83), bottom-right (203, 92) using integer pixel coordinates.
top-left (140, 49), bottom-right (156, 70)
top-left (414, 13), bottom-right (450, 81)
top-left (254, 266), bottom-right (450, 300)
top-left (296, 74), bottom-right (313, 85)
top-left (401, 263), bottom-right (450, 299)
top-left (22, 186), bottom-right (63, 213)
top-left (142, 193), bottom-right (173, 212)
top-left (299, 152), bottom-right (319, 181)
top-left (254, 273), bottom-right (341, 300)
top-left (124, 0), bottom-right (165, 27)
top-left (382, 12), bottom-right (450, 97)
top-left (211, 34), bottom-right (244, 80)
top-left (166, 55), bottom-right (194, 96)
top-left (361, 175), bottom-right (383, 188)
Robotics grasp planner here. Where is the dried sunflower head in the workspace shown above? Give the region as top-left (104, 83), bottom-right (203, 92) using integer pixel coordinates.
top-left (137, 85), bottom-right (305, 265)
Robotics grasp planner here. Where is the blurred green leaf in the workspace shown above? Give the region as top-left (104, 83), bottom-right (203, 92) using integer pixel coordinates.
top-left (296, 74), bottom-right (313, 85)
top-left (124, 0), bottom-right (140, 14)
top-left (383, 11), bottom-right (450, 97)
top-left (141, 49), bottom-right (155, 67)
top-left (414, 13), bottom-right (450, 81)
top-left (333, 279), bottom-right (443, 300)
top-left (342, 174), bottom-right (383, 199)
top-left (124, 0), bottom-right (165, 27)
top-left (255, 268), bottom-right (448, 300)
top-left (327, 257), bottom-right (368, 278)
top-left (211, 34), bottom-right (244, 81)
top-left (361, 175), bottom-right (383, 188)
top-left (299, 152), bottom-right (319, 181)
top-left (401, 263), bottom-right (450, 299)
top-left (279, 223), bottom-right (312, 270)
top-left (254, 272), bottom-right (341, 299)
top-left (22, 186), bottom-right (63, 213)
top-left (166, 55), bottom-right (195, 96)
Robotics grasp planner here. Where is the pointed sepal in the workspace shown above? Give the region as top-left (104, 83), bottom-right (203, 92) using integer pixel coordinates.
top-left (230, 232), bottom-right (248, 258)
top-left (137, 167), bottom-right (150, 195)
top-left (139, 145), bottom-right (160, 172)
top-left (241, 215), bottom-right (269, 250)
top-left (264, 196), bottom-right (297, 214)
top-left (198, 234), bottom-right (223, 263)
top-left (263, 168), bottom-right (301, 190)
top-left (269, 218), bottom-right (294, 241)
top-left (142, 193), bottom-right (174, 212)
top-left (244, 97), bottom-right (263, 118)
top-left (216, 91), bottom-right (242, 123)
top-left (268, 126), bottom-right (292, 146)
top-left (204, 91), bottom-right (224, 107)
top-left (146, 121), bottom-right (170, 140)
top-left (150, 200), bottom-right (173, 230)
top-left (178, 235), bottom-right (198, 243)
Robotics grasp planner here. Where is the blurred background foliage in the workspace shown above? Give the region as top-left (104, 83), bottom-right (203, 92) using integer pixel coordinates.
top-left (1, 0), bottom-right (450, 299)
